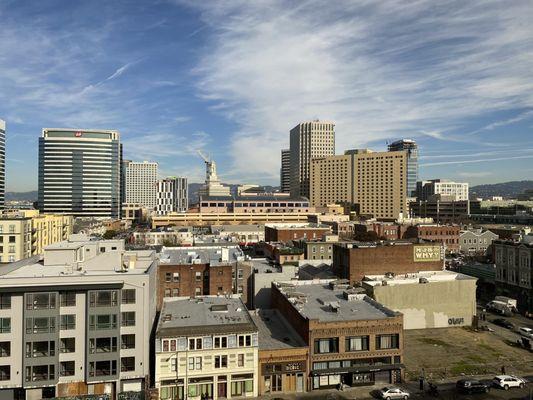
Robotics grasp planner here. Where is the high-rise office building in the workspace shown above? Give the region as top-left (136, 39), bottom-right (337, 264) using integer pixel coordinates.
top-left (280, 149), bottom-right (291, 193)
top-left (289, 120), bottom-right (335, 198)
top-left (416, 179), bottom-right (469, 201)
top-left (38, 129), bottom-right (121, 218)
top-left (124, 161), bottom-right (158, 210)
top-left (0, 119), bottom-right (5, 211)
top-left (310, 148), bottom-right (409, 219)
top-left (387, 139), bottom-right (418, 197)
top-left (156, 177), bottom-right (188, 215)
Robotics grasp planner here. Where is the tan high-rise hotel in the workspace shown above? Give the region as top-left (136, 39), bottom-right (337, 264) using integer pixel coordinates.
top-left (310, 148), bottom-right (410, 219)
top-left (289, 120), bottom-right (335, 198)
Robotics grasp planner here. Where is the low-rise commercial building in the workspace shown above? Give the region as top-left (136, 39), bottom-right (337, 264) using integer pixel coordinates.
top-left (333, 241), bottom-right (444, 283)
top-left (409, 195), bottom-right (470, 223)
top-left (249, 259), bottom-right (298, 309)
top-left (362, 271), bottom-right (477, 329)
top-left (250, 309), bottom-right (308, 395)
top-left (264, 224), bottom-right (331, 243)
top-left (404, 224), bottom-right (460, 252)
top-left (199, 195), bottom-right (312, 214)
top-left (151, 212), bottom-right (313, 228)
top-left (158, 246), bottom-right (252, 309)
top-left (210, 225), bottom-right (265, 244)
top-left (0, 236), bottom-right (157, 399)
top-left (155, 296), bottom-right (259, 400)
top-left (459, 229), bottom-right (499, 254)
top-left (272, 280), bottom-right (404, 389)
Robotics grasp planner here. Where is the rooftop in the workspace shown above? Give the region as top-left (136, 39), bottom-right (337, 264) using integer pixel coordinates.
top-left (159, 245), bottom-right (245, 265)
top-left (157, 296), bottom-right (257, 337)
top-left (274, 279), bottom-right (399, 322)
top-left (250, 309), bottom-right (306, 350)
top-left (201, 195), bottom-right (309, 202)
top-left (362, 270), bottom-right (477, 287)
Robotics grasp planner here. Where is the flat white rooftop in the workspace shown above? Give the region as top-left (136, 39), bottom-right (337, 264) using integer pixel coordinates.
top-left (363, 270), bottom-right (476, 287)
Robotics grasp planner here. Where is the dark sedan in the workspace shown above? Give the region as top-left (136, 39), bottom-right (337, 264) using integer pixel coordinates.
top-left (491, 318), bottom-right (514, 329)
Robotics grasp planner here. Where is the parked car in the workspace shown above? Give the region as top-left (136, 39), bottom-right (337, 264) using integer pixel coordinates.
top-left (491, 318), bottom-right (514, 329)
top-left (518, 327), bottom-right (533, 339)
top-left (377, 387), bottom-right (410, 400)
top-left (456, 379), bottom-right (491, 394)
top-left (492, 375), bottom-right (527, 390)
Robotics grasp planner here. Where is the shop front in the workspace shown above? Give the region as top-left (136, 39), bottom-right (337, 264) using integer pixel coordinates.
top-left (259, 360), bottom-right (307, 395)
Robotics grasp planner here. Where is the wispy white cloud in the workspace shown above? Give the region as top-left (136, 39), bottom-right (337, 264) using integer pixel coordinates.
top-left (421, 155), bottom-right (533, 167)
top-left (467, 109), bottom-right (533, 135)
top-left (456, 171), bottom-right (492, 178)
top-left (180, 0), bottom-right (533, 180)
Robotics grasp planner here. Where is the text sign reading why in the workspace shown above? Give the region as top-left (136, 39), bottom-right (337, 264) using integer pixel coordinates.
top-left (413, 245), bottom-right (442, 262)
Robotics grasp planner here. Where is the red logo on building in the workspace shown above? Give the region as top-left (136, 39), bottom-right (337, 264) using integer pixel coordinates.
top-left (75, 131), bottom-right (82, 137)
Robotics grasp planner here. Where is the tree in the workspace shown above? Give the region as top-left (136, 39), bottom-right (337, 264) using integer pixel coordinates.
top-left (103, 230), bottom-right (117, 240)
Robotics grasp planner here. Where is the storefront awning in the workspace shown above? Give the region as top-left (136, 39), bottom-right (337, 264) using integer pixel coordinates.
top-left (310, 363), bottom-right (404, 376)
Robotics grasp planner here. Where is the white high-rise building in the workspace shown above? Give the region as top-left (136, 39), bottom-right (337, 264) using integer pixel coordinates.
top-left (156, 177), bottom-right (188, 215)
top-left (0, 119), bottom-right (5, 210)
top-left (280, 149), bottom-right (290, 193)
top-left (289, 120), bottom-right (335, 198)
top-left (125, 161), bottom-right (158, 210)
top-left (38, 129), bottom-right (121, 218)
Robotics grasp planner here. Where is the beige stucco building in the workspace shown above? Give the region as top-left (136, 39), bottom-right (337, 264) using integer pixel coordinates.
top-left (310, 149), bottom-right (409, 219)
top-left (0, 211), bottom-right (73, 263)
top-left (362, 270), bottom-right (477, 329)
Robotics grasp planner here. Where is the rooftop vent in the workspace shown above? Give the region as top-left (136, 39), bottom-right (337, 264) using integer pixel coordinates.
top-left (162, 314), bottom-right (172, 322)
top-left (210, 304), bottom-right (229, 312)
top-left (329, 301), bottom-right (340, 313)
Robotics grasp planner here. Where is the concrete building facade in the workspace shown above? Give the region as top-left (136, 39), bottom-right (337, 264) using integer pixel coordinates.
top-left (155, 296), bottom-right (259, 400)
top-left (38, 129), bottom-right (121, 218)
top-left (280, 149), bottom-right (291, 194)
top-left (387, 140), bottom-right (418, 198)
top-left (310, 149), bottom-right (409, 220)
top-left (363, 271), bottom-right (477, 329)
top-left (416, 179), bottom-right (469, 202)
top-left (156, 177), bottom-right (188, 215)
top-left (0, 236), bottom-right (157, 399)
top-left (151, 212), bottom-right (313, 228)
top-left (199, 195), bottom-right (311, 214)
top-left (409, 195), bottom-right (470, 223)
top-left (290, 121), bottom-right (335, 198)
top-left (459, 229), bottom-right (499, 254)
top-left (264, 224), bottom-right (331, 243)
top-left (404, 225), bottom-right (461, 252)
top-left (124, 161), bottom-right (158, 210)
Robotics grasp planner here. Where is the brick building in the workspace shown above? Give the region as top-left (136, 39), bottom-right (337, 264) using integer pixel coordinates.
top-left (265, 224), bottom-right (331, 243)
top-left (404, 224), bottom-right (460, 252)
top-left (250, 309), bottom-right (308, 395)
top-left (158, 246), bottom-right (252, 309)
top-left (333, 241), bottom-right (444, 283)
top-left (271, 280), bottom-right (404, 389)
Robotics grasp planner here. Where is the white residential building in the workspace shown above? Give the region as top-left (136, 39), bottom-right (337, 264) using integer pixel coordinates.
top-left (459, 229), bottom-right (499, 253)
top-left (156, 177), bottom-right (188, 215)
top-left (0, 236), bottom-right (157, 399)
top-left (125, 161), bottom-right (158, 210)
top-left (155, 296), bottom-right (259, 400)
top-left (416, 179), bottom-right (469, 201)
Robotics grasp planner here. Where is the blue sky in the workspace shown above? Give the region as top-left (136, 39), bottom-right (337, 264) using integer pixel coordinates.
top-left (1, 0), bottom-right (533, 192)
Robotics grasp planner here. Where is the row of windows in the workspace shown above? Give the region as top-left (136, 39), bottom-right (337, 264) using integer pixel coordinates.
top-left (314, 334), bottom-right (399, 354)
top-left (162, 334), bottom-right (256, 352)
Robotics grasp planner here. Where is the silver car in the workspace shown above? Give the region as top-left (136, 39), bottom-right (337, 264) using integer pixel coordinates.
top-left (378, 386), bottom-right (410, 400)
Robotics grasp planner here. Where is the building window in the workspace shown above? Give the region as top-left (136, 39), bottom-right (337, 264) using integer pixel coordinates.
top-left (26, 293), bottom-right (56, 310)
top-left (60, 361), bottom-right (75, 377)
top-left (26, 341), bottom-right (55, 358)
top-left (0, 318), bottom-right (10, 334)
top-left (89, 360), bottom-right (117, 377)
top-left (314, 338), bottom-right (339, 354)
top-left (0, 295), bottom-right (10, 310)
top-left (238, 335), bottom-right (251, 347)
top-left (172, 288), bottom-right (179, 297)
top-left (89, 337), bottom-right (118, 353)
top-left (89, 314), bottom-right (117, 330)
top-left (121, 357), bottom-right (135, 372)
top-left (122, 289), bottom-right (136, 304)
top-left (0, 342), bottom-right (10, 357)
top-left (164, 289), bottom-right (171, 297)
top-left (214, 355), bottom-right (228, 368)
top-left (89, 290), bottom-right (118, 307)
top-left (231, 375), bottom-right (254, 396)
top-left (60, 314), bottom-right (76, 330)
top-left (0, 365), bottom-right (9, 381)
top-left (173, 272), bottom-right (180, 282)
top-left (165, 273), bottom-right (171, 282)
top-left (121, 312), bottom-right (135, 327)
top-left (238, 353), bottom-right (244, 367)
top-left (60, 292), bottom-right (76, 307)
top-left (188, 356), bottom-right (202, 370)
top-left (60, 338), bottom-right (75, 353)
top-left (346, 336), bottom-right (370, 352)
top-left (376, 334), bottom-right (400, 350)
top-left (195, 287), bottom-right (201, 295)
top-left (238, 269), bottom-right (244, 279)
top-left (195, 272), bottom-right (202, 281)
top-left (121, 334), bottom-right (135, 350)
top-left (214, 336), bottom-right (228, 348)
top-left (189, 338), bottom-right (202, 350)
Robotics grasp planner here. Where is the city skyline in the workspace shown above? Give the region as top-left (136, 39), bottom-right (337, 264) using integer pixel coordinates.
top-left (1, 1), bottom-right (533, 191)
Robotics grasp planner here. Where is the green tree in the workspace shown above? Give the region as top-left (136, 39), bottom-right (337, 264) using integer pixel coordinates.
top-left (103, 230), bottom-right (117, 240)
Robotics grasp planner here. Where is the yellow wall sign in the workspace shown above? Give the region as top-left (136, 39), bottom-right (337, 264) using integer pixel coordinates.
top-left (413, 245), bottom-right (442, 262)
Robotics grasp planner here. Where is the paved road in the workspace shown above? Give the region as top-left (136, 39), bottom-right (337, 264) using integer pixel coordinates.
top-left (477, 304), bottom-right (533, 345)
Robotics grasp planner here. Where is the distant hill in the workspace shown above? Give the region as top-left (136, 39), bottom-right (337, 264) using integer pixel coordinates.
top-left (6, 191), bottom-right (37, 202)
top-left (470, 180), bottom-right (533, 199)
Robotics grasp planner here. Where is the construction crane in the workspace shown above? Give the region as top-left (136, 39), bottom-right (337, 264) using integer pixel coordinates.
top-left (197, 149), bottom-right (210, 163)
